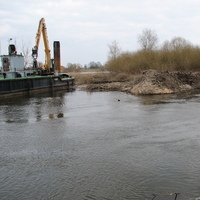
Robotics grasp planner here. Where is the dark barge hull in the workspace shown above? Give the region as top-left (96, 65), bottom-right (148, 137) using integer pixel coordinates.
top-left (0, 76), bottom-right (75, 97)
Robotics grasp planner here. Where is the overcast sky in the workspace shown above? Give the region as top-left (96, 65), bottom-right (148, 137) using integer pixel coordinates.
top-left (1, 0), bottom-right (200, 66)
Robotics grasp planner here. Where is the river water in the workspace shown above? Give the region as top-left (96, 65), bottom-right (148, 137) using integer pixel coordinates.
top-left (0, 89), bottom-right (200, 200)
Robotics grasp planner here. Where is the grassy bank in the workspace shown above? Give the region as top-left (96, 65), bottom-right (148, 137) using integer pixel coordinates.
top-left (69, 72), bottom-right (135, 85)
top-left (106, 46), bottom-right (200, 73)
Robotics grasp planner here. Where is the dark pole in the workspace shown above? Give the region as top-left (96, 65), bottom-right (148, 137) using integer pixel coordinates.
top-left (53, 41), bottom-right (61, 73)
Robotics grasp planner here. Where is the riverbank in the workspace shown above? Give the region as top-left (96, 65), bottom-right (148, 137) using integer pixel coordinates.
top-left (71, 70), bottom-right (200, 95)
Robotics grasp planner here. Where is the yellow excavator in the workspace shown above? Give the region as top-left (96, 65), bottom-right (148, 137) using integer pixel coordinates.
top-left (32, 18), bottom-right (54, 75)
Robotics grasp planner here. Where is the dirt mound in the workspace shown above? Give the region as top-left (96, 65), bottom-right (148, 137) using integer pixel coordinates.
top-left (83, 70), bottom-right (200, 95)
top-left (129, 70), bottom-right (200, 95)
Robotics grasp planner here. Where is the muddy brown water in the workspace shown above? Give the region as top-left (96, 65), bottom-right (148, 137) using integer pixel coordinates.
top-left (0, 90), bottom-right (200, 200)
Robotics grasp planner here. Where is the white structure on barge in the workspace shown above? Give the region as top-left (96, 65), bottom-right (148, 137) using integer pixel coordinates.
top-left (0, 44), bottom-right (27, 78)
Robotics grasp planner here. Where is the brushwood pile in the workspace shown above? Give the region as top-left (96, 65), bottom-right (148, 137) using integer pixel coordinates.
top-left (83, 70), bottom-right (200, 95)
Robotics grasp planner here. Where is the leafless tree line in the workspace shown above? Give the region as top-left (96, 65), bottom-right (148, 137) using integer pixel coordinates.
top-left (108, 28), bottom-right (193, 60)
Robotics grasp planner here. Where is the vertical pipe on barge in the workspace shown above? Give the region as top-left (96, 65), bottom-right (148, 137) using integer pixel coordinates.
top-left (53, 41), bottom-right (61, 73)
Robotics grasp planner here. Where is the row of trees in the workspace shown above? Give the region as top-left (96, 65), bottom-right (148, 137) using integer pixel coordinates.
top-left (106, 28), bottom-right (200, 73)
top-left (108, 29), bottom-right (193, 60)
top-left (65, 61), bottom-right (103, 72)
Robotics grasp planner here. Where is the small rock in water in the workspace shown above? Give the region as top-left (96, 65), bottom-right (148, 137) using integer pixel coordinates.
top-left (49, 114), bottom-right (54, 119)
top-left (57, 113), bottom-right (64, 118)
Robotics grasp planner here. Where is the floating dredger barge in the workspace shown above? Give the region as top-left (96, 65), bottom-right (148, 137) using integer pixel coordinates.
top-left (0, 72), bottom-right (75, 97)
top-left (0, 18), bottom-right (75, 97)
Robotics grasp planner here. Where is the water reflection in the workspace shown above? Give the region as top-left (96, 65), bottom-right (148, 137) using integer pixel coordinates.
top-left (138, 92), bottom-right (200, 105)
top-left (0, 90), bottom-right (74, 124)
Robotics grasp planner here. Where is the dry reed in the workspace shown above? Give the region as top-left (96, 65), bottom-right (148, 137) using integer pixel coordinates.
top-left (106, 46), bottom-right (200, 73)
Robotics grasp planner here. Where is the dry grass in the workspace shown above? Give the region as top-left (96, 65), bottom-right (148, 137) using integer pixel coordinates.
top-left (69, 72), bottom-right (135, 85)
top-left (106, 46), bottom-right (200, 73)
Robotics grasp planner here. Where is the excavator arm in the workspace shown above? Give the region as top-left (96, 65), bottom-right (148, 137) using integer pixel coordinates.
top-left (32, 18), bottom-right (51, 71)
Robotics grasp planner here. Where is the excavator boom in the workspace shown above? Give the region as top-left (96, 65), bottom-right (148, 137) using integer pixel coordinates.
top-left (32, 18), bottom-right (51, 71)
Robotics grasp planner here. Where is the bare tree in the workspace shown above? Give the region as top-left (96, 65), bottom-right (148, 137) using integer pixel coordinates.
top-left (66, 63), bottom-right (82, 72)
top-left (108, 40), bottom-right (121, 60)
top-left (88, 61), bottom-right (102, 69)
top-left (19, 40), bottom-right (32, 68)
top-left (162, 37), bottom-right (192, 50)
top-left (138, 28), bottom-right (158, 51)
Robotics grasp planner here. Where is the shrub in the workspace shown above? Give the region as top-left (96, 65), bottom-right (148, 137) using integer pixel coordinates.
top-left (106, 46), bottom-right (200, 73)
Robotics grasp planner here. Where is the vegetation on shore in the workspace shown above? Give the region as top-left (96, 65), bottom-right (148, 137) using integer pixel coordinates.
top-left (69, 72), bottom-right (135, 85)
top-left (70, 70), bottom-right (200, 95)
top-left (68, 29), bottom-right (200, 95)
top-left (67, 29), bottom-right (200, 76)
top-left (106, 29), bottom-right (200, 74)
top-left (106, 47), bottom-right (200, 74)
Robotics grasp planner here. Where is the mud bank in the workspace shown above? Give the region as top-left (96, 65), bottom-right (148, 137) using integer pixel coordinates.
top-left (82, 70), bottom-right (200, 95)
